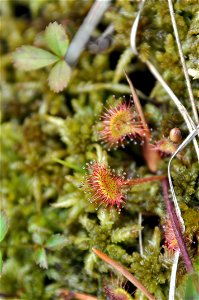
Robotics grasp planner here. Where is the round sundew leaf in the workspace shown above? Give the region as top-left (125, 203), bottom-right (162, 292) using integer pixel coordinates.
top-left (13, 46), bottom-right (59, 71)
top-left (48, 60), bottom-right (71, 93)
top-left (45, 22), bottom-right (69, 57)
top-left (35, 247), bottom-right (48, 269)
top-left (45, 234), bottom-right (68, 251)
top-left (0, 211), bottom-right (9, 243)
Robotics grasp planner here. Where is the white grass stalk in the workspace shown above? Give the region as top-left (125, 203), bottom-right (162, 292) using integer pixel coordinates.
top-left (138, 213), bottom-right (143, 257)
top-left (168, 125), bottom-right (199, 230)
top-left (130, 0), bottom-right (146, 55)
top-left (65, 0), bottom-right (111, 66)
top-left (130, 0), bottom-right (199, 161)
top-left (169, 250), bottom-right (180, 300)
top-left (167, 0), bottom-right (198, 124)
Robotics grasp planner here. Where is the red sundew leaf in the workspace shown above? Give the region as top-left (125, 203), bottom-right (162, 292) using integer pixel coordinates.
top-left (99, 101), bottom-right (145, 149)
top-left (84, 161), bottom-right (126, 210)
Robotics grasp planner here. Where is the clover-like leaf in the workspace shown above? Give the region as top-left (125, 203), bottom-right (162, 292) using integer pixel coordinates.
top-left (13, 46), bottom-right (59, 71)
top-left (35, 247), bottom-right (48, 269)
top-left (0, 211), bottom-right (9, 243)
top-left (45, 22), bottom-right (69, 57)
top-left (48, 60), bottom-right (71, 93)
top-left (45, 234), bottom-right (68, 251)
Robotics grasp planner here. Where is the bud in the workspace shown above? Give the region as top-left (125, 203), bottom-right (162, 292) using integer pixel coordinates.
top-left (169, 128), bottom-right (182, 144)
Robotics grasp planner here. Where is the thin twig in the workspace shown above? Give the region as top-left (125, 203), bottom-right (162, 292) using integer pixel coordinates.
top-left (162, 179), bottom-right (193, 273)
top-left (65, 0), bottom-right (111, 66)
top-left (168, 125), bottom-right (199, 229)
top-left (92, 248), bottom-right (157, 300)
top-left (167, 0), bottom-right (198, 124)
top-left (124, 72), bottom-right (150, 139)
top-left (138, 213), bottom-right (143, 257)
top-left (169, 250), bottom-right (180, 300)
top-left (130, 0), bottom-right (146, 55)
top-left (130, 0), bottom-right (199, 162)
top-left (126, 175), bottom-right (166, 186)
top-left (58, 289), bottom-right (97, 300)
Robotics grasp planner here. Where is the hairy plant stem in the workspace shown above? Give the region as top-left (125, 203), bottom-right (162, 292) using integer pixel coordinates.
top-left (162, 179), bottom-right (193, 273)
top-left (58, 289), bottom-right (97, 300)
top-left (92, 248), bottom-right (157, 300)
top-left (125, 175), bottom-right (166, 186)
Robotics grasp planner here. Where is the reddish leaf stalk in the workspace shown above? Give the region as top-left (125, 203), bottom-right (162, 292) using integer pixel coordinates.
top-left (125, 72), bottom-right (161, 172)
top-left (162, 179), bottom-right (193, 273)
top-left (125, 175), bottom-right (166, 186)
top-left (58, 289), bottom-right (97, 300)
top-left (125, 72), bottom-right (150, 139)
top-left (92, 248), bottom-right (157, 300)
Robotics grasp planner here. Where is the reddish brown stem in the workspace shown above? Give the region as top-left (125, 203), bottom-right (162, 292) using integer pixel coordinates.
top-left (92, 248), bottom-right (157, 300)
top-left (125, 72), bottom-right (161, 172)
top-left (125, 72), bottom-right (151, 140)
top-left (125, 175), bottom-right (166, 186)
top-left (162, 179), bottom-right (193, 273)
top-left (58, 289), bottom-right (97, 300)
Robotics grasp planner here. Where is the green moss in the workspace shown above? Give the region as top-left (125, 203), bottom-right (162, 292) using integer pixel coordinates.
top-left (1, 0), bottom-right (198, 299)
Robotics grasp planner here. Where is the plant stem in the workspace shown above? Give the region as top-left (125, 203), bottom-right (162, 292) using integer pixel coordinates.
top-left (162, 179), bottom-right (193, 273)
top-left (125, 175), bottom-right (166, 186)
top-left (92, 248), bottom-right (157, 300)
top-left (58, 289), bottom-right (97, 300)
top-left (169, 250), bottom-right (180, 300)
top-left (138, 212), bottom-right (143, 257)
top-left (125, 72), bottom-right (150, 139)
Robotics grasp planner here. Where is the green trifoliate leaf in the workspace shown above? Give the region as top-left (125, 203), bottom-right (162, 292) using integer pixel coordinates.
top-left (48, 60), bottom-right (71, 93)
top-left (0, 211), bottom-right (9, 242)
top-left (13, 46), bottom-right (59, 71)
top-left (45, 22), bottom-right (69, 57)
top-left (35, 247), bottom-right (48, 269)
top-left (45, 234), bottom-right (68, 251)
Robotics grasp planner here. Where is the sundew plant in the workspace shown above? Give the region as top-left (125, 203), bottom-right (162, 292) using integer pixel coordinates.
top-left (1, 1), bottom-right (199, 300)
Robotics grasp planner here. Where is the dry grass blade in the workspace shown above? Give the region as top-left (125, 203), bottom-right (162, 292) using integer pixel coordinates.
top-left (130, 0), bottom-right (199, 162)
top-left (124, 72), bottom-right (150, 138)
top-left (169, 250), bottom-right (180, 300)
top-left (92, 248), bottom-right (157, 300)
top-left (168, 125), bottom-right (199, 229)
top-left (130, 0), bottom-right (146, 55)
top-left (58, 289), bottom-right (98, 300)
top-left (125, 72), bottom-right (161, 172)
top-left (65, 0), bottom-right (111, 66)
top-left (167, 0), bottom-right (198, 124)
